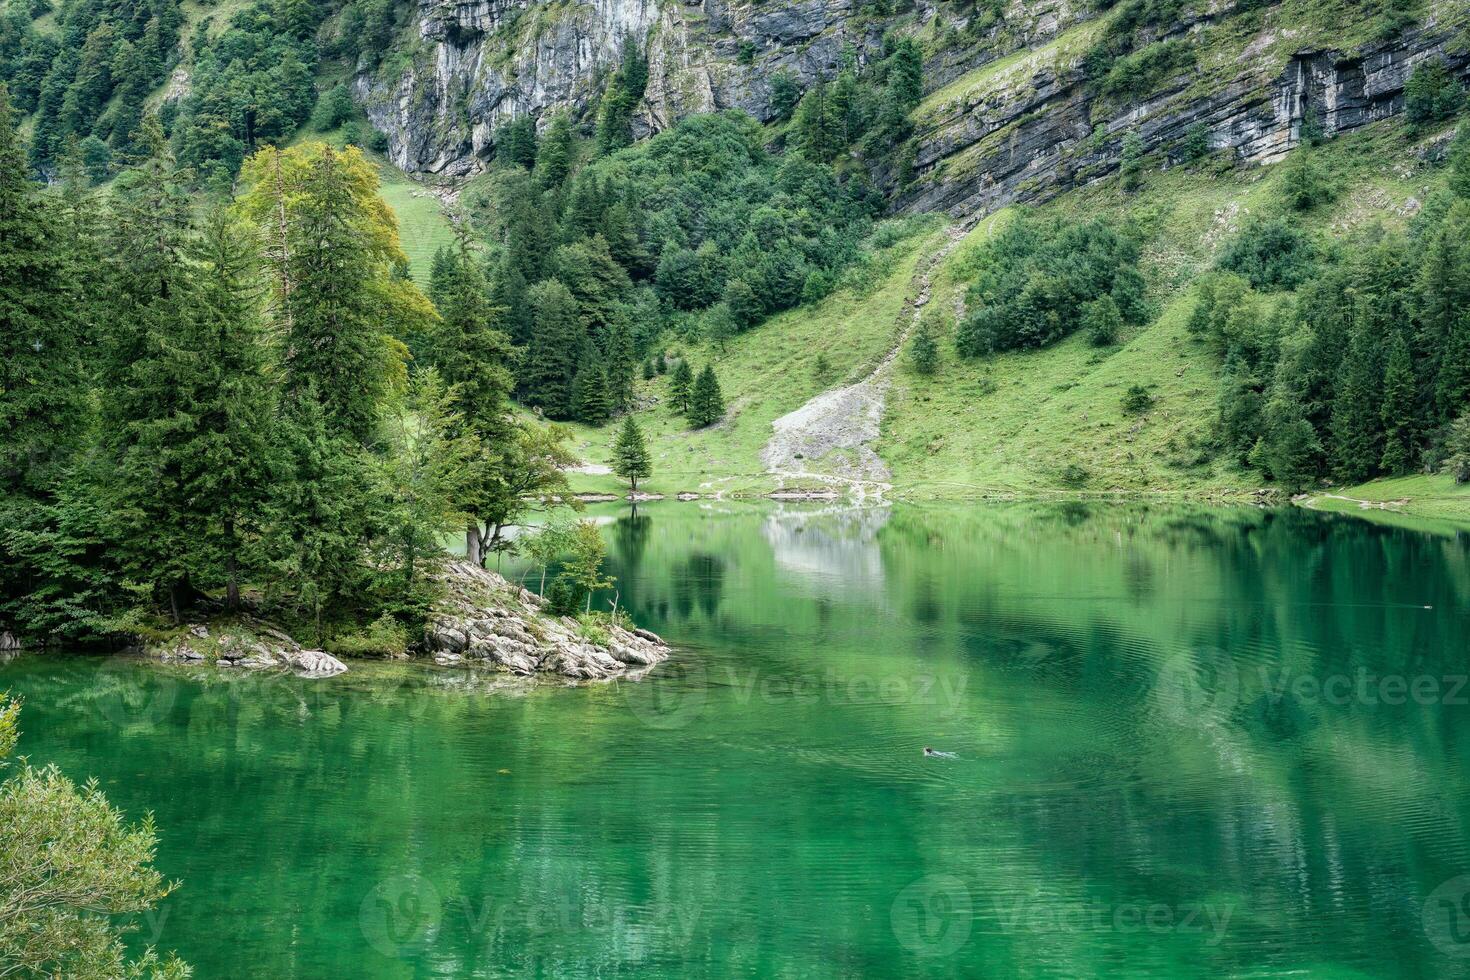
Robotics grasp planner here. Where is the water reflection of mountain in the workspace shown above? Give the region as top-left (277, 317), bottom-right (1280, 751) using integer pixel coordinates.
top-left (761, 504), bottom-right (891, 596)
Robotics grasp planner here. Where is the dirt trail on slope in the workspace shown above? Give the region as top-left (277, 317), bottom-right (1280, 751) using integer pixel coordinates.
top-left (761, 223), bottom-right (972, 497)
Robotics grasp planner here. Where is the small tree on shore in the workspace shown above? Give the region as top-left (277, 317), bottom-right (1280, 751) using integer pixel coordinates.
top-left (550, 520), bottom-right (613, 615)
top-left (521, 514), bottom-right (578, 596)
top-left (612, 415), bottom-right (653, 492)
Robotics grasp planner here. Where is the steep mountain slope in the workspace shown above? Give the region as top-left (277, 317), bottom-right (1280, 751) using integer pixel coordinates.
top-left (564, 111), bottom-right (1462, 514)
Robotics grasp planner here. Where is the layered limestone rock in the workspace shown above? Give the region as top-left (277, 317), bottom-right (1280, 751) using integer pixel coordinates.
top-left (361, 0), bottom-right (1468, 228)
top-left (901, 20), bottom-right (1470, 219)
top-left (425, 561), bottom-right (669, 678)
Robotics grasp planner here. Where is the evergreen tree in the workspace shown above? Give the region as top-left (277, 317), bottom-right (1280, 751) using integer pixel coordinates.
top-left (668, 359), bottom-right (693, 413)
top-left (888, 38), bottom-right (924, 108)
top-left (422, 237), bottom-right (517, 565)
top-left (1379, 331), bottom-right (1418, 475)
top-left (612, 415), bottom-right (652, 492)
top-left (1329, 321), bottom-right (1383, 483)
top-left (182, 204), bottom-right (283, 610)
top-left (99, 118), bottom-right (203, 619)
top-left (535, 113), bottom-right (574, 189)
top-left (570, 352), bottom-right (611, 425)
top-left (688, 364), bottom-right (725, 428)
top-left (520, 280), bottom-right (583, 418)
top-left (1443, 412), bottom-right (1470, 483)
top-left (496, 115), bottom-right (537, 169)
top-left (0, 86), bottom-right (90, 498)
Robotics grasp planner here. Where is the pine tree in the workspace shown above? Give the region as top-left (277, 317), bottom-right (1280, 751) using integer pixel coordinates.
top-left (1330, 322), bottom-right (1383, 483)
top-left (688, 364), bottom-right (725, 428)
top-left (1379, 331), bottom-right (1418, 475)
top-left (535, 113), bottom-right (574, 189)
top-left (182, 204), bottom-right (282, 610)
top-left (0, 85), bottom-right (90, 497)
top-left (887, 38), bottom-right (924, 108)
top-left (520, 280), bottom-right (584, 419)
top-left (571, 352), bottom-right (611, 425)
top-left (603, 319), bottom-right (636, 413)
top-left (99, 117), bottom-right (202, 619)
top-left (668, 359), bottom-right (693, 413)
top-left (423, 237), bottom-right (517, 566)
top-left (612, 415), bottom-right (652, 492)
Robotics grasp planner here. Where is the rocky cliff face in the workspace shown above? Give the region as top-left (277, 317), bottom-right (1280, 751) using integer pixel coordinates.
top-left (358, 0), bottom-right (901, 174)
top-left (901, 17), bottom-right (1470, 219)
top-left (362, 0), bottom-right (1469, 219)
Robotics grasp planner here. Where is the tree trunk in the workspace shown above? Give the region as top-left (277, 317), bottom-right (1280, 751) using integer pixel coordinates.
top-left (466, 524), bottom-right (482, 567)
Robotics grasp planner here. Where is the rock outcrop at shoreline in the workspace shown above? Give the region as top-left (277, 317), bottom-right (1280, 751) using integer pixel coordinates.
top-left (152, 622), bottom-right (349, 677)
top-left (424, 561), bottom-right (670, 680)
top-left (145, 561), bottom-right (670, 681)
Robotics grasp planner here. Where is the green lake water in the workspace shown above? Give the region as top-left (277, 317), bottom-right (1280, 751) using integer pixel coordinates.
top-left (5, 501), bottom-right (1470, 977)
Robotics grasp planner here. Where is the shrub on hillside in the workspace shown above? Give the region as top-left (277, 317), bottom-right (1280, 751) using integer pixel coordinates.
top-left (1405, 58), bottom-right (1464, 126)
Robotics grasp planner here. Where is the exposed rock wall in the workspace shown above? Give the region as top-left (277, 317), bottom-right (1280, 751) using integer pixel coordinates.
top-left (358, 0), bottom-right (897, 174)
top-left (360, 0), bottom-right (1469, 223)
top-left (901, 22), bottom-right (1470, 218)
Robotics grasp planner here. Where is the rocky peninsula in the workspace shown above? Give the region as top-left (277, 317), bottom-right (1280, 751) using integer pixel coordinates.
top-left (149, 561), bottom-right (670, 681)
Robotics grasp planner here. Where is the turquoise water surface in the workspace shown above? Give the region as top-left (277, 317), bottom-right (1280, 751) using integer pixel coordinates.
top-left (4, 501), bottom-right (1470, 977)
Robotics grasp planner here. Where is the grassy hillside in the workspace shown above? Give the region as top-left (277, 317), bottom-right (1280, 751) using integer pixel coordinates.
top-left (557, 219), bottom-right (946, 497)
top-left (376, 168), bottom-right (457, 287)
top-left (564, 115), bottom-right (1470, 524)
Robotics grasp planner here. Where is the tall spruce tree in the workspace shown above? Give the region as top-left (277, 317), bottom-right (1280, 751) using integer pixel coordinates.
top-left (100, 117), bottom-right (203, 619)
top-left (0, 85), bottom-right (89, 498)
top-left (425, 237), bottom-right (518, 565)
top-left (185, 204), bottom-right (282, 610)
top-left (604, 319), bottom-right (636, 414)
top-left (521, 280), bottom-right (584, 418)
top-left (571, 352), bottom-right (611, 425)
top-left (668, 359), bottom-right (693, 413)
top-left (1379, 331), bottom-right (1418, 475)
top-left (1330, 321), bottom-right (1384, 483)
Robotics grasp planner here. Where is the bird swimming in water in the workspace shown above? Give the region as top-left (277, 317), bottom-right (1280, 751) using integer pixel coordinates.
top-left (923, 747), bottom-right (958, 759)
